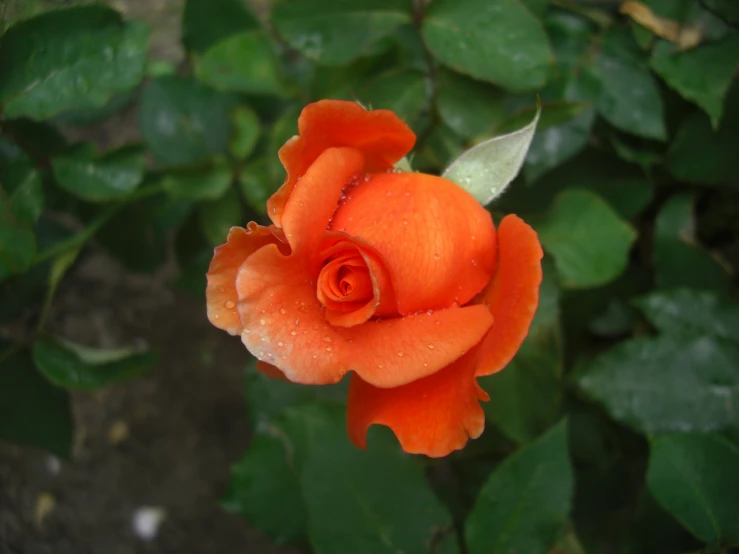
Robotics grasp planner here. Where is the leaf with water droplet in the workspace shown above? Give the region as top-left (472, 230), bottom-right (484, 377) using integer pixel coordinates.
top-left (442, 102), bottom-right (540, 205)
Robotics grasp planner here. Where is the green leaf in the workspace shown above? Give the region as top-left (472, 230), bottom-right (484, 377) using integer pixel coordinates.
top-left (443, 103), bottom-right (540, 205)
top-left (704, 0), bottom-right (739, 23)
top-left (230, 106), bottom-right (261, 161)
top-left (238, 159), bottom-right (277, 214)
top-left (536, 189), bottom-right (637, 289)
top-left (465, 421), bottom-right (573, 554)
top-left (139, 76), bottom-right (235, 167)
top-left (647, 433), bottom-right (739, 546)
top-left (356, 70), bottom-right (427, 127)
top-left (32, 337), bottom-right (158, 390)
top-left (577, 336), bottom-right (739, 434)
top-left (422, 0), bottom-right (552, 91)
top-left (0, 348), bottom-right (73, 458)
top-left (481, 263), bottom-right (562, 443)
top-left (96, 193), bottom-right (190, 272)
top-left (650, 36), bottom-right (739, 128)
top-left (0, 158), bottom-right (44, 224)
top-left (222, 430), bottom-right (307, 545)
top-left (524, 103), bottom-right (595, 183)
top-left (271, 0), bottom-right (412, 66)
top-left (654, 193), bottom-right (731, 291)
top-left (634, 289), bottom-right (739, 344)
top-left (245, 363), bottom-right (348, 426)
top-left (182, 0), bottom-right (260, 53)
top-left (436, 69), bottom-right (504, 139)
top-left (193, 31), bottom-right (284, 95)
top-left (592, 29), bottom-right (666, 140)
top-left (0, 6), bottom-right (148, 120)
top-left (296, 404), bottom-right (454, 554)
top-left (199, 187), bottom-right (242, 246)
top-left (162, 159), bottom-right (233, 201)
top-left (51, 145), bottom-right (146, 202)
top-left (666, 111), bottom-right (739, 185)
top-left (0, 188), bottom-right (36, 281)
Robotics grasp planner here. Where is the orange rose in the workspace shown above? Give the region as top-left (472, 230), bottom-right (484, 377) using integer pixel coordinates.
top-left (206, 100), bottom-right (543, 457)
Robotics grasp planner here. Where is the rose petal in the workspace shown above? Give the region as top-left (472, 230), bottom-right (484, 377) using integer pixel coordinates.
top-left (331, 171), bottom-right (497, 314)
top-left (235, 243), bottom-right (494, 387)
top-left (281, 147), bottom-right (365, 260)
top-left (475, 215), bottom-right (543, 376)
top-left (206, 223), bottom-right (288, 335)
top-left (268, 100), bottom-right (416, 227)
top-left (347, 349), bottom-right (487, 458)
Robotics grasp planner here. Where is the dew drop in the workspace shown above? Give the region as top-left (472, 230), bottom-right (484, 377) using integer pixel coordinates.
top-left (427, 310), bottom-right (433, 316)
top-left (364, 175), bottom-right (372, 182)
top-left (259, 319), bottom-right (266, 326)
top-left (279, 308), bottom-right (287, 315)
top-left (323, 336), bottom-right (333, 343)
top-left (224, 300), bottom-right (235, 309)
top-left (260, 337), bottom-right (266, 342)
top-left (397, 351), bottom-right (404, 357)
top-left (378, 363), bottom-right (384, 369)
top-left (433, 253), bottom-right (441, 260)
top-left (218, 286), bottom-right (225, 293)
top-left (428, 344), bottom-right (435, 350)
top-left (295, 318), bottom-right (300, 325)
top-left (267, 353), bottom-right (273, 358)
top-left (423, 362), bottom-right (428, 367)
top-left (402, 219), bottom-right (408, 225)
top-left (277, 341), bottom-right (284, 347)
top-left (290, 330), bottom-right (297, 336)
top-left (213, 314), bottom-right (220, 320)
top-left (312, 353), bottom-right (318, 359)
top-left (243, 328), bottom-right (251, 334)
top-left (385, 190), bottom-right (392, 196)
top-left (258, 350), bottom-right (265, 357)
top-left (325, 346), bottom-right (332, 352)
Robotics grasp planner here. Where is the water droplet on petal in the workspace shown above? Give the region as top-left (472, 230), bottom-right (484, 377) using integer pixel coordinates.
top-left (397, 351), bottom-right (404, 357)
top-left (259, 319), bottom-right (266, 326)
top-left (277, 341), bottom-right (284, 347)
top-left (433, 253), bottom-right (441, 260)
top-left (279, 308), bottom-right (287, 315)
top-left (428, 344), bottom-right (435, 350)
top-left (325, 346), bottom-right (332, 352)
top-left (243, 328), bottom-right (251, 334)
top-left (312, 353), bottom-right (318, 359)
top-left (323, 336), bottom-right (333, 343)
top-left (290, 329), bottom-right (297, 336)
top-left (224, 300), bottom-right (235, 309)
top-left (260, 337), bottom-right (266, 342)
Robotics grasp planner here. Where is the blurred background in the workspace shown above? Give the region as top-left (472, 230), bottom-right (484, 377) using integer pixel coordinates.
top-left (1, 0), bottom-right (738, 553)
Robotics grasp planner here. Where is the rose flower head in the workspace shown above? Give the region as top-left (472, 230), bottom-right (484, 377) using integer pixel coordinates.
top-left (206, 100), bottom-right (542, 458)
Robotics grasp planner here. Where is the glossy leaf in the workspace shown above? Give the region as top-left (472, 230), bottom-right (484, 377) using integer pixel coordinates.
top-left (443, 103), bottom-right (540, 205)
top-left (296, 404), bottom-right (454, 554)
top-left (199, 187), bottom-right (242, 246)
top-left (0, 348), bottom-right (73, 458)
top-left (162, 160), bottom-right (233, 201)
top-left (0, 189), bottom-right (36, 281)
top-left (654, 194), bottom-right (731, 291)
top-left (650, 36), bottom-right (739, 128)
top-left (0, 158), bottom-right (44, 224)
top-left (51, 145), bottom-right (146, 202)
top-left (423, 0), bottom-right (552, 91)
top-left (647, 433), bottom-right (739, 546)
top-left (356, 70), bottom-right (427, 127)
top-left (0, 6), bottom-right (148, 120)
top-left (634, 289), bottom-right (739, 344)
top-left (271, 0), bottom-right (412, 66)
top-left (592, 29), bottom-right (666, 140)
top-left (193, 31), bottom-right (284, 95)
top-left (222, 430), bottom-right (307, 545)
top-left (32, 337), bottom-right (158, 390)
top-left (537, 190), bottom-right (637, 289)
top-left (238, 159), bottom-right (277, 214)
top-left (230, 106), bottom-right (261, 161)
top-left (666, 111), bottom-right (739, 185)
top-left (182, 0), bottom-right (260, 53)
top-left (436, 69), bottom-right (504, 139)
top-left (577, 336), bottom-right (739, 434)
top-left (139, 76), bottom-right (235, 167)
top-left (465, 421), bottom-right (573, 554)
top-left (481, 263), bottom-right (562, 443)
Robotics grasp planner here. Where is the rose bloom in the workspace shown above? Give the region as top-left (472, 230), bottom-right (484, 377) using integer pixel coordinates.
top-left (206, 100), bottom-right (542, 457)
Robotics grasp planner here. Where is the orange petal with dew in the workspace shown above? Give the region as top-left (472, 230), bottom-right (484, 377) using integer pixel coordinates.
top-left (234, 243), bottom-right (494, 387)
top-left (280, 147), bottom-right (365, 260)
top-left (268, 100), bottom-right (415, 227)
top-left (347, 349), bottom-right (487, 458)
top-left (332, 171), bottom-right (497, 314)
top-left (206, 222), bottom-right (288, 335)
top-left (475, 215), bottom-right (543, 376)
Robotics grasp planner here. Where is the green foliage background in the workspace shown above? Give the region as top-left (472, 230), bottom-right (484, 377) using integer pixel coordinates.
top-left (1, 0), bottom-right (738, 552)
